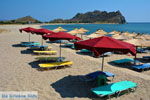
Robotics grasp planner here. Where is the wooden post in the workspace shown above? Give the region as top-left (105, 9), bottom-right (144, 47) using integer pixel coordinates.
top-left (60, 41), bottom-right (62, 59)
top-left (41, 37), bottom-right (43, 46)
top-left (134, 46), bottom-right (137, 65)
top-left (29, 33), bottom-right (30, 42)
top-left (101, 54), bottom-right (104, 71)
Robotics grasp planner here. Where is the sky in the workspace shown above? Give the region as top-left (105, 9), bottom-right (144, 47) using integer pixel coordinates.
top-left (0, 0), bottom-right (150, 22)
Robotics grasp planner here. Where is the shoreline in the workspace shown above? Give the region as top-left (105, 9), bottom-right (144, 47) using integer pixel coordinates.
top-left (1, 22), bottom-right (150, 26)
top-left (40, 23), bottom-right (150, 34)
top-left (1, 23), bottom-right (150, 35)
top-left (0, 23), bottom-right (120, 26)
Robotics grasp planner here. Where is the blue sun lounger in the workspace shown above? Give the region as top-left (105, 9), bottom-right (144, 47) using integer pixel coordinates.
top-left (80, 71), bottom-right (115, 82)
top-left (91, 81), bottom-right (137, 98)
top-left (21, 42), bottom-right (35, 44)
top-left (63, 42), bottom-right (75, 49)
top-left (80, 49), bottom-right (92, 53)
top-left (137, 48), bottom-right (149, 53)
top-left (143, 56), bottom-right (150, 60)
top-left (30, 45), bottom-right (48, 48)
top-left (87, 71), bottom-right (115, 78)
top-left (63, 43), bottom-right (74, 48)
top-left (28, 45), bottom-right (50, 50)
top-left (112, 58), bottom-right (140, 64)
top-left (131, 63), bottom-right (150, 71)
top-left (21, 42), bottom-right (40, 47)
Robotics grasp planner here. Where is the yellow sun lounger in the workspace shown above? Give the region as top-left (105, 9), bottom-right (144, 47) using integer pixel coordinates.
top-left (33, 50), bottom-right (57, 55)
top-left (38, 61), bottom-right (73, 70)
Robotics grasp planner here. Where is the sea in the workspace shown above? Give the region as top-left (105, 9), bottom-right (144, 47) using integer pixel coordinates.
top-left (42, 23), bottom-right (150, 35)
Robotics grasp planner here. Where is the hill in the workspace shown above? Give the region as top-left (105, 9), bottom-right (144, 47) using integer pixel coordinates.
top-left (50, 10), bottom-right (126, 24)
top-left (14, 16), bottom-right (41, 23)
top-left (0, 16), bottom-right (41, 24)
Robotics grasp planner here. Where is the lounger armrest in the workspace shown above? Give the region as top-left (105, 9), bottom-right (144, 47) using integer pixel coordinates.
top-left (103, 71), bottom-right (115, 77)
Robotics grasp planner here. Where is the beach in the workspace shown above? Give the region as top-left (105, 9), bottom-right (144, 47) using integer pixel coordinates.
top-left (0, 24), bottom-right (150, 100)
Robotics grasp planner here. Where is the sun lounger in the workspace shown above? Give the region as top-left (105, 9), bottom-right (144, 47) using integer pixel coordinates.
top-left (29, 45), bottom-right (51, 50)
top-left (112, 58), bottom-right (140, 64)
top-left (87, 71), bottom-right (115, 78)
top-left (70, 40), bottom-right (78, 42)
top-left (80, 71), bottom-right (115, 82)
top-left (64, 43), bottom-right (74, 47)
top-left (137, 48), bottom-right (148, 53)
top-left (35, 57), bottom-right (65, 62)
top-left (63, 43), bottom-right (75, 49)
top-left (80, 49), bottom-right (92, 53)
top-left (71, 45), bottom-right (75, 49)
top-left (143, 56), bottom-right (150, 60)
top-left (91, 81), bottom-right (137, 98)
top-left (103, 52), bottom-right (112, 56)
top-left (50, 40), bottom-right (69, 43)
top-left (29, 45), bottom-right (48, 48)
top-left (38, 61), bottom-right (73, 70)
top-left (21, 42), bottom-right (40, 47)
top-left (21, 42), bottom-right (35, 44)
top-left (131, 63), bottom-right (150, 71)
top-left (33, 50), bottom-right (57, 55)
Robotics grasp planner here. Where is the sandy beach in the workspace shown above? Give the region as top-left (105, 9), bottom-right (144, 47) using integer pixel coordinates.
top-left (0, 24), bottom-right (150, 100)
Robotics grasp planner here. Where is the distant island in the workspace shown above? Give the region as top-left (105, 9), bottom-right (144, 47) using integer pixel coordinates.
top-left (0, 10), bottom-right (126, 24)
top-left (50, 10), bottom-right (126, 24)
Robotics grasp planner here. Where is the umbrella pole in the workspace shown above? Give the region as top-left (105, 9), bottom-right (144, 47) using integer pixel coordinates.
top-left (29, 33), bottom-right (30, 42)
top-left (60, 41), bottom-right (62, 59)
top-left (101, 54), bottom-right (104, 71)
top-left (41, 37), bottom-right (43, 46)
top-left (134, 46), bottom-right (137, 65)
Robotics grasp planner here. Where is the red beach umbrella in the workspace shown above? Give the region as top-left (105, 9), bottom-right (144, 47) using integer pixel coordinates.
top-left (43, 32), bottom-right (82, 59)
top-left (43, 32), bottom-right (82, 41)
top-left (19, 27), bottom-right (36, 33)
top-left (32, 28), bottom-right (55, 45)
top-left (32, 28), bottom-right (55, 35)
top-left (74, 36), bottom-right (136, 71)
top-left (19, 27), bottom-right (37, 42)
